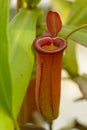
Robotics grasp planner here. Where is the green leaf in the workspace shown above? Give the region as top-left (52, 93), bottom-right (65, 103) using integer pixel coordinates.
top-left (63, 39), bottom-right (78, 77)
top-left (60, 25), bottom-right (87, 47)
top-left (0, 0), bottom-right (13, 115)
top-left (56, 0), bottom-right (87, 78)
top-left (61, 0), bottom-right (87, 77)
top-left (9, 8), bottom-right (44, 119)
top-left (59, 26), bottom-right (79, 76)
top-left (59, 25), bottom-right (87, 76)
top-left (0, 108), bottom-right (14, 130)
top-left (66, 0), bottom-right (87, 25)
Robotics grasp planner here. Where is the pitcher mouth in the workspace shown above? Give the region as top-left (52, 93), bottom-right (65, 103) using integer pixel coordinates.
top-left (33, 36), bottom-right (67, 54)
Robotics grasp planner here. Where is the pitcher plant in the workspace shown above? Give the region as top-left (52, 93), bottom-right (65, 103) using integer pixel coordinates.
top-left (33, 11), bottom-right (67, 122)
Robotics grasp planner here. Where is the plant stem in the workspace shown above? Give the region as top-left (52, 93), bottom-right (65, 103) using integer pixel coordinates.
top-left (49, 122), bottom-right (53, 130)
top-left (65, 24), bottom-right (87, 40)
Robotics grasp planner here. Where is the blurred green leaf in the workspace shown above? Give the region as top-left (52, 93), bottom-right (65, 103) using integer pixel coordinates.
top-left (9, 8), bottom-right (44, 119)
top-left (62, 39), bottom-right (78, 77)
top-left (0, 109), bottom-right (14, 130)
top-left (61, 0), bottom-right (87, 76)
top-left (60, 25), bottom-right (87, 47)
top-left (0, 0), bottom-right (13, 117)
top-left (60, 25), bottom-right (87, 76)
top-left (66, 0), bottom-right (87, 25)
